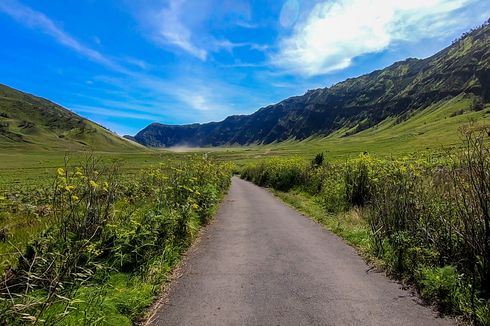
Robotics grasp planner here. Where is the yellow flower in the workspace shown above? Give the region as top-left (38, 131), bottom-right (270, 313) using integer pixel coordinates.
top-left (64, 185), bottom-right (75, 192)
top-left (71, 195), bottom-right (79, 201)
top-left (57, 168), bottom-right (65, 176)
top-left (192, 203), bottom-right (199, 209)
top-left (89, 180), bottom-right (98, 188)
top-left (86, 243), bottom-right (102, 256)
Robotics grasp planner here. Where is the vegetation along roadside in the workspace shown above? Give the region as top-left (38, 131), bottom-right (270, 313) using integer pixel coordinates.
top-left (241, 126), bottom-right (490, 325)
top-left (0, 155), bottom-right (233, 325)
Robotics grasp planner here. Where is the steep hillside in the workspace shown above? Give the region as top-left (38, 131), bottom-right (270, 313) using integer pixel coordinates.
top-left (0, 84), bottom-right (139, 151)
top-left (132, 22), bottom-right (490, 147)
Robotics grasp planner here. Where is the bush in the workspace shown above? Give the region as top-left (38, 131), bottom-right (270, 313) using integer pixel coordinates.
top-left (241, 157), bottom-right (306, 191)
top-left (344, 155), bottom-right (373, 207)
top-left (318, 169), bottom-right (347, 213)
top-left (417, 266), bottom-right (462, 313)
top-left (240, 128), bottom-right (490, 323)
top-left (0, 155), bottom-right (232, 324)
top-left (311, 152), bottom-right (324, 168)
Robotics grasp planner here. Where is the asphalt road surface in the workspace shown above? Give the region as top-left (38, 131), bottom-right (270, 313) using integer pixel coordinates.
top-left (149, 177), bottom-right (455, 326)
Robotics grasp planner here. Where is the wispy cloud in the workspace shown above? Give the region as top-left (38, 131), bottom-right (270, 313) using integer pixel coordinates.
top-left (235, 20), bottom-right (259, 29)
top-left (0, 0), bottom-right (127, 72)
top-left (72, 104), bottom-right (160, 121)
top-left (273, 0), bottom-right (481, 76)
top-left (132, 73), bottom-right (232, 114)
top-left (133, 0), bottom-right (270, 61)
top-left (80, 71), bottom-right (243, 123)
top-left (123, 57), bottom-right (151, 70)
top-left (0, 0), bottom-right (233, 120)
top-left (213, 40), bottom-right (269, 53)
top-left (147, 0), bottom-right (207, 60)
top-left (220, 62), bottom-right (266, 68)
top-left (175, 89), bottom-right (229, 112)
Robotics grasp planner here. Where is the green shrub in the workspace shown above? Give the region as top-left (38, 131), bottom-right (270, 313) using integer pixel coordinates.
top-left (241, 157), bottom-right (306, 191)
top-left (0, 155), bottom-right (233, 324)
top-left (417, 266), bottom-right (462, 313)
top-left (311, 152), bottom-right (324, 168)
top-left (240, 128), bottom-right (490, 323)
top-left (344, 157), bottom-right (372, 207)
top-left (318, 169), bottom-right (347, 213)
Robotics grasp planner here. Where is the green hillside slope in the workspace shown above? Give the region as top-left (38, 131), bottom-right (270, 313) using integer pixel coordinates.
top-left (206, 95), bottom-right (490, 162)
top-left (131, 21), bottom-right (490, 148)
top-left (0, 84), bottom-right (140, 151)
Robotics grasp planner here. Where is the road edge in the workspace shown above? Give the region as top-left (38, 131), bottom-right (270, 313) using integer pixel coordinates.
top-left (140, 187), bottom-right (231, 325)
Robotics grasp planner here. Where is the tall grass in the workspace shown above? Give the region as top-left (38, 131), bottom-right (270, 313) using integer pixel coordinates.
top-left (0, 155), bottom-right (232, 324)
top-left (241, 127), bottom-right (490, 324)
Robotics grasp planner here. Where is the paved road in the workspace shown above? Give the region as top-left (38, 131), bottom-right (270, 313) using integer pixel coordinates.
top-left (149, 177), bottom-right (455, 326)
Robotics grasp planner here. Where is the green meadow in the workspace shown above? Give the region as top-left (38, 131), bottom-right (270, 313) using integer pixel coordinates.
top-left (1, 94), bottom-right (489, 324)
top-left (2, 94), bottom-right (488, 185)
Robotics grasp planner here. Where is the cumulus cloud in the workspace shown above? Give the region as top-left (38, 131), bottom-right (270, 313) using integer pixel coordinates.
top-left (274, 0), bottom-right (478, 76)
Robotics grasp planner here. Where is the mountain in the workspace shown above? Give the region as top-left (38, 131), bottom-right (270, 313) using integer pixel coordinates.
top-left (0, 83), bottom-right (139, 151)
top-left (131, 21), bottom-right (490, 148)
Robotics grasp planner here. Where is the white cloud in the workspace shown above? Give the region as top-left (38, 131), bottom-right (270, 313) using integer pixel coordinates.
top-left (72, 105), bottom-right (160, 121)
top-left (150, 0), bottom-right (207, 60)
top-left (274, 0), bottom-right (478, 76)
top-left (214, 40), bottom-right (249, 52)
top-left (120, 72), bottom-right (233, 115)
top-left (235, 20), bottom-right (259, 29)
top-left (0, 0), bottom-right (126, 72)
top-left (123, 57), bottom-right (151, 70)
top-left (135, 1), bottom-right (269, 61)
top-left (213, 40), bottom-right (269, 53)
top-left (173, 87), bottom-right (228, 112)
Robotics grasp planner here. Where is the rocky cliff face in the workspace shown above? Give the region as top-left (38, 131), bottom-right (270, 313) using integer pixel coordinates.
top-left (132, 22), bottom-right (490, 147)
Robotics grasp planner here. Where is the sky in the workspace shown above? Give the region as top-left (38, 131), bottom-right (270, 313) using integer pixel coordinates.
top-left (0, 0), bottom-right (489, 136)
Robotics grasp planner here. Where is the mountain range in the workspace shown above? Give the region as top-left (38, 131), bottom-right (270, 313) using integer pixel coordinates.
top-left (129, 21), bottom-right (490, 148)
top-left (0, 23), bottom-right (489, 151)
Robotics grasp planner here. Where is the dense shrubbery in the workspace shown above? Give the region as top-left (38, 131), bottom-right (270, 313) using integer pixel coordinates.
top-left (0, 156), bottom-right (232, 324)
top-left (242, 128), bottom-right (490, 324)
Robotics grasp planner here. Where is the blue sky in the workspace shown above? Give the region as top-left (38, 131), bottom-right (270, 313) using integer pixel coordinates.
top-left (0, 0), bottom-right (489, 135)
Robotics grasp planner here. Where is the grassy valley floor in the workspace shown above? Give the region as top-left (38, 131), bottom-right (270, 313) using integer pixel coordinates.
top-left (0, 95), bottom-right (489, 324)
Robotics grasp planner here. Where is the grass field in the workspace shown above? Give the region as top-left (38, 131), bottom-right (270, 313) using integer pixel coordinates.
top-left (2, 95), bottom-right (488, 188)
top-left (1, 95), bottom-right (489, 324)
top-left (1, 95), bottom-right (488, 253)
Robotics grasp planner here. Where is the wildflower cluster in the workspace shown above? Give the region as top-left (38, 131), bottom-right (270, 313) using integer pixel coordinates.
top-left (0, 155), bottom-right (233, 324)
